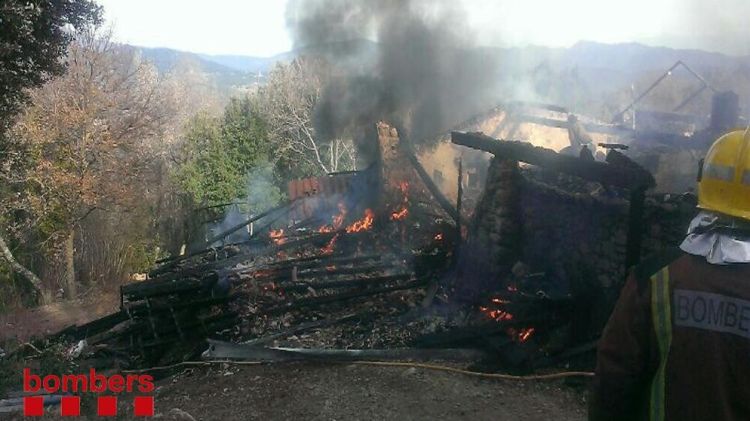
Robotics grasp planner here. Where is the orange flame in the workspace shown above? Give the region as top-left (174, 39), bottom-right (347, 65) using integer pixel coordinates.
top-left (480, 296), bottom-right (514, 322)
top-left (333, 202), bottom-right (347, 229)
top-left (390, 207), bottom-right (409, 221)
top-left (480, 306), bottom-right (514, 321)
top-left (346, 209), bottom-right (375, 233)
top-left (269, 229), bottom-right (286, 245)
top-left (389, 181), bottom-right (410, 221)
top-left (518, 327), bottom-right (536, 343)
top-left (318, 202), bottom-right (348, 233)
top-left (507, 327), bottom-right (536, 343)
top-left (322, 233), bottom-right (339, 254)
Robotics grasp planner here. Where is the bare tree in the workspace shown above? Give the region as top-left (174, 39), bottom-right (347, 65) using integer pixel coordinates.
top-left (4, 27), bottom-right (180, 299)
top-left (0, 233), bottom-right (43, 298)
top-left (258, 58), bottom-right (356, 175)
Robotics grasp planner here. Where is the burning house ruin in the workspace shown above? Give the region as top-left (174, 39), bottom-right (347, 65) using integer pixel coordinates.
top-left (27, 2), bottom-right (736, 374)
top-left (39, 102), bottom-right (705, 377)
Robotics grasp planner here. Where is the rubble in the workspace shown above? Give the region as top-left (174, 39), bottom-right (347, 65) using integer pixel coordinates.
top-left (29, 122), bottom-right (694, 380)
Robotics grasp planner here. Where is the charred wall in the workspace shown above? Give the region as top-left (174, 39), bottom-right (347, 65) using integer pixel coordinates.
top-left (519, 175), bottom-right (629, 297)
top-left (463, 157), bottom-right (696, 331)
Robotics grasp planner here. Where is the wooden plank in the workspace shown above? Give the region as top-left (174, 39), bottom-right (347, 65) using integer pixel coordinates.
top-left (451, 131), bottom-right (655, 189)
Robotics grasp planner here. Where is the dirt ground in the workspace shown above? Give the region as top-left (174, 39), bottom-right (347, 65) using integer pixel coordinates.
top-left (0, 292), bottom-right (119, 342)
top-left (0, 361), bottom-right (588, 421)
top-left (0, 293), bottom-right (588, 420)
top-left (148, 362), bottom-right (587, 421)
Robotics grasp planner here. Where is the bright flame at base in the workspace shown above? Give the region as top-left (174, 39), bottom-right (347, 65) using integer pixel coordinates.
top-left (345, 209), bottom-right (375, 233)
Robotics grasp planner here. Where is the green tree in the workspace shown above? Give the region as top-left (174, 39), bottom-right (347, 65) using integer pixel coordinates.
top-left (0, 0), bottom-right (102, 136)
top-left (176, 96), bottom-right (278, 209)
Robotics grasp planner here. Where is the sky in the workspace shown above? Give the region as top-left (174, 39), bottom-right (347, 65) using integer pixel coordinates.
top-left (95, 0), bottom-right (750, 57)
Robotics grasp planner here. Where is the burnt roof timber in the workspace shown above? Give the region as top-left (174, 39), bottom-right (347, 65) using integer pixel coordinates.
top-left (451, 131), bottom-right (655, 190)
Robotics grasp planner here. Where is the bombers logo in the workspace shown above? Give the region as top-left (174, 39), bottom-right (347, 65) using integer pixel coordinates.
top-left (22, 368), bottom-right (155, 417)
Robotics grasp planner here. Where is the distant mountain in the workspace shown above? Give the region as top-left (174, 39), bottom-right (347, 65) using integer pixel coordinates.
top-left (137, 47), bottom-right (238, 74)
top-left (135, 40), bottom-right (749, 85)
top-left (130, 41), bottom-right (750, 118)
top-left (134, 47), bottom-right (264, 96)
top-left (561, 41), bottom-right (748, 74)
top-left (196, 53), bottom-right (280, 74)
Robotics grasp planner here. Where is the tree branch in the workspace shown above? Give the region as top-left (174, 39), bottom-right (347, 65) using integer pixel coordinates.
top-left (0, 231), bottom-right (43, 297)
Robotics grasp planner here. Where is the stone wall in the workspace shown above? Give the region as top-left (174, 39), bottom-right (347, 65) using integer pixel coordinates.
top-left (519, 175), bottom-right (629, 296)
top-left (462, 156), bottom-right (696, 331)
top-left (452, 157), bottom-right (523, 300)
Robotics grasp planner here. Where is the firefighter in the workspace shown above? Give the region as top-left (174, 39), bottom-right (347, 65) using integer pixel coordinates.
top-left (590, 129), bottom-right (750, 421)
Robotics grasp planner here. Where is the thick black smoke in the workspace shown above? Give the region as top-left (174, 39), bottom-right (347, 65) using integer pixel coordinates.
top-left (286, 0), bottom-right (501, 160)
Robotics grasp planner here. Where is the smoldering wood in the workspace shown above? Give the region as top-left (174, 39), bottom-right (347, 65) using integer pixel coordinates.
top-left (260, 254), bottom-right (382, 272)
top-left (203, 201), bottom-right (293, 247)
top-left (241, 313), bottom-right (363, 346)
top-left (413, 315), bottom-right (556, 349)
top-left (266, 279), bottom-right (426, 314)
top-left (280, 273), bottom-right (414, 293)
top-left (243, 205), bottom-right (294, 242)
top-left (451, 131), bottom-right (655, 189)
top-left (196, 231), bottom-right (341, 273)
top-left (253, 263), bottom-right (402, 283)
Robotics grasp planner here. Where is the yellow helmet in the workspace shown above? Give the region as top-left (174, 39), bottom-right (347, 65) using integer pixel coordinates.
top-left (698, 129), bottom-right (750, 221)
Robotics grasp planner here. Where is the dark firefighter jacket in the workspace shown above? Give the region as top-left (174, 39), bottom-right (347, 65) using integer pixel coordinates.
top-left (589, 250), bottom-right (750, 421)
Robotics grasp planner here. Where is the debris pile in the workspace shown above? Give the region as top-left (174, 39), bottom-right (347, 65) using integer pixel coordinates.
top-left (35, 125), bottom-right (692, 378)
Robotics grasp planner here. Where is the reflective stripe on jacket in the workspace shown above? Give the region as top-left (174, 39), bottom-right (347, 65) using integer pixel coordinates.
top-left (590, 251), bottom-right (750, 421)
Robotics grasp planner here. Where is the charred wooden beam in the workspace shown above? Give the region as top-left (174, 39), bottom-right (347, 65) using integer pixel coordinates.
top-left (203, 201), bottom-right (293, 247)
top-left (200, 231), bottom-right (343, 273)
top-left (403, 144), bottom-right (461, 223)
top-left (451, 131), bottom-right (655, 190)
top-left (254, 263), bottom-right (401, 283)
top-left (414, 317), bottom-right (550, 349)
top-left (121, 272), bottom-right (218, 301)
top-left (124, 294), bottom-right (236, 318)
top-left (280, 273), bottom-right (413, 293)
top-left (139, 313), bottom-right (237, 349)
top-left (264, 254), bottom-right (382, 271)
top-left (51, 310), bottom-right (130, 341)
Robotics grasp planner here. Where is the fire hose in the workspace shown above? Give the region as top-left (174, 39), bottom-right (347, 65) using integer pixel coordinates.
top-left (123, 359), bottom-right (594, 381)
